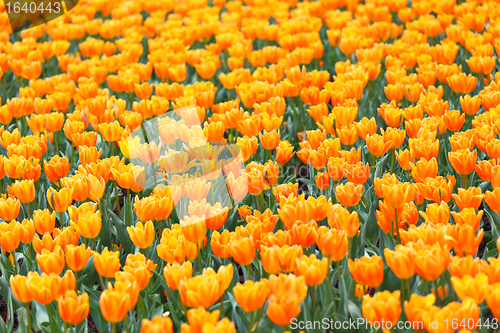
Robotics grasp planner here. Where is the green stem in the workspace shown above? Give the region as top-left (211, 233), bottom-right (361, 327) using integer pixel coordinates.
top-left (64, 322), bottom-right (67, 333)
top-left (70, 144), bottom-right (74, 170)
top-left (139, 294), bottom-right (147, 319)
top-left (26, 203), bottom-right (30, 218)
top-left (46, 304), bottom-right (55, 332)
top-left (327, 258), bottom-right (334, 298)
top-left (114, 181), bottom-right (121, 217)
top-left (249, 311), bottom-right (255, 333)
top-left (259, 192), bottom-right (264, 211)
top-left (150, 162), bottom-right (158, 186)
top-left (25, 303), bottom-right (31, 333)
top-left (197, 244), bottom-right (203, 274)
top-left (144, 247), bottom-right (149, 260)
top-left (440, 274), bottom-right (445, 294)
top-left (336, 261), bottom-right (341, 284)
top-left (112, 323), bottom-right (116, 333)
top-left (434, 279), bottom-right (441, 306)
top-left (93, 238), bottom-right (97, 252)
top-left (126, 188), bottom-right (130, 227)
top-left (395, 208), bottom-right (401, 244)
top-left (245, 264), bottom-right (253, 281)
top-left (141, 124), bottom-right (149, 143)
top-left (390, 149), bottom-right (395, 173)
top-left (99, 275), bottom-right (105, 290)
top-left (220, 293), bottom-right (224, 316)
top-left (255, 194), bottom-right (261, 211)
top-left (59, 212), bottom-right (64, 229)
top-left (54, 133), bottom-right (60, 155)
top-left (461, 174), bottom-right (468, 189)
top-left (311, 286), bottom-right (316, 313)
top-left (401, 279), bottom-right (405, 304)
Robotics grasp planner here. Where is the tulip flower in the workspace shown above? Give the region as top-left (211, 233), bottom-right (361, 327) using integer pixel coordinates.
top-left (128, 221), bottom-right (155, 249)
top-left (362, 291), bottom-right (401, 330)
top-left (71, 211), bottom-right (102, 240)
top-left (233, 279), bottom-right (269, 313)
top-left (140, 316), bottom-right (174, 333)
top-left (58, 290), bottom-right (89, 325)
top-left (92, 248), bottom-right (121, 278)
top-left (65, 244), bottom-right (92, 272)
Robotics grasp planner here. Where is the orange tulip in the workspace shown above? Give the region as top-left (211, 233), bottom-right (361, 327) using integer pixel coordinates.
top-left (294, 254), bottom-right (328, 286)
top-left (179, 274), bottom-right (223, 309)
top-left (335, 182), bottom-right (363, 207)
top-left (460, 94), bottom-right (480, 116)
top-left (99, 287), bottom-right (131, 324)
top-left (349, 255), bottom-right (384, 288)
top-left (447, 73), bottom-right (477, 94)
top-left (452, 188), bottom-right (484, 211)
top-left (414, 243), bottom-right (450, 281)
top-left (233, 279), bottom-right (269, 313)
top-left (58, 290), bottom-right (89, 325)
top-left (47, 188), bottom-right (73, 213)
top-left (344, 162), bottom-right (370, 184)
top-left (316, 226), bottom-right (348, 262)
top-left (276, 140), bottom-right (294, 166)
top-left (485, 187), bottom-right (500, 213)
top-left (449, 224), bottom-right (483, 258)
top-left (443, 110), bottom-right (465, 132)
top-left (180, 215), bottom-right (207, 245)
top-left (0, 221), bottom-right (21, 253)
top-left (140, 316), bottom-right (173, 333)
top-left (71, 211), bottom-right (101, 239)
top-left (65, 244), bottom-right (91, 272)
top-left (128, 221), bottom-right (155, 249)
top-left (123, 253), bottom-right (156, 291)
top-left (10, 275), bottom-right (33, 303)
top-left (486, 283), bottom-right (500, 320)
top-left (211, 230), bottom-right (235, 259)
top-left (419, 201), bottom-right (450, 225)
top-left (27, 272), bottom-right (54, 305)
top-left (36, 246), bottom-right (65, 275)
top-left (230, 237), bottom-right (255, 266)
top-left (451, 273), bottom-right (488, 304)
top-left (366, 134), bottom-right (392, 158)
top-left (44, 156), bottom-right (70, 184)
top-left (163, 261), bottom-right (193, 291)
top-left (180, 307), bottom-right (220, 332)
top-left (261, 245), bottom-right (303, 274)
top-left (362, 291), bottom-right (401, 330)
top-left (93, 247), bottom-right (121, 278)
top-left (384, 246), bottom-right (415, 280)
top-left (448, 149), bottom-right (477, 175)
top-left (0, 197), bottom-right (21, 222)
top-left (327, 157), bottom-right (345, 181)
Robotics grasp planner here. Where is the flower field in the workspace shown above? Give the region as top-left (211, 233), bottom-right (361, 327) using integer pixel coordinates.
top-left (0, 0), bottom-right (500, 332)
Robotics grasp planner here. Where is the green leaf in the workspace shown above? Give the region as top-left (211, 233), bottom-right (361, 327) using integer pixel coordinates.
top-left (336, 277), bottom-right (349, 321)
top-left (100, 198), bottom-right (111, 248)
top-left (108, 210), bottom-right (133, 253)
top-left (361, 201), bottom-right (379, 246)
top-left (151, 270), bottom-right (182, 326)
top-left (84, 286), bottom-right (106, 333)
top-left (0, 316), bottom-right (7, 333)
top-left (347, 300), bottom-right (362, 322)
top-left (14, 305), bottom-right (27, 333)
top-left (0, 277), bottom-right (22, 311)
